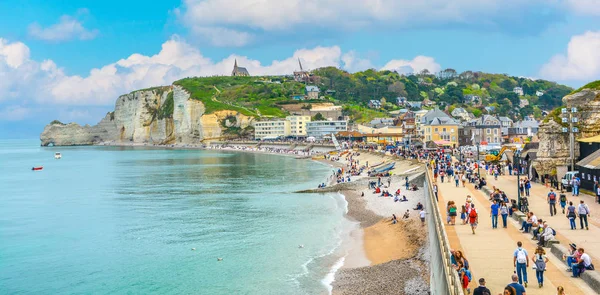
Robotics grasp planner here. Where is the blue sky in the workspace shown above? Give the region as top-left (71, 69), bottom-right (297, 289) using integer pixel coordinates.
top-left (1, 0), bottom-right (600, 138)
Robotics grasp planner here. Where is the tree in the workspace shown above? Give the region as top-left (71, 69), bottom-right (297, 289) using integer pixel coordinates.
top-left (419, 69), bottom-right (430, 76)
top-left (312, 113), bottom-right (325, 121)
top-left (387, 81), bottom-right (408, 97)
top-left (459, 71), bottom-right (474, 81)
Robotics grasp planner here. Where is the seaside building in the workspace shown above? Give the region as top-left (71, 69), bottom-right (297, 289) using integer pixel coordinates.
top-left (286, 115), bottom-right (311, 137)
top-left (464, 115), bottom-right (503, 145)
top-left (306, 120), bottom-right (348, 139)
top-left (420, 108), bottom-right (459, 147)
top-left (232, 59), bottom-right (250, 77)
top-left (253, 120), bottom-right (290, 140)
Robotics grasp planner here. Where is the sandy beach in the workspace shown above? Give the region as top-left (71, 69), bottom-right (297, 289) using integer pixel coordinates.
top-left (314, 151), bottom-right (430, 295)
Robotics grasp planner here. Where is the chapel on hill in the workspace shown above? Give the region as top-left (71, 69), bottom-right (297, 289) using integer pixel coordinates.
top-left (232, 59), bottom-right (250, 76)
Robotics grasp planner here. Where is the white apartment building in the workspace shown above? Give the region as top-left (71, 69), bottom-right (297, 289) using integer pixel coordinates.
top-left (254, 120), bottom-right (291, 139)
top-left (286, 115), bottom-right (311, 137)
top-left (306, 120), bottom-right (348, 139)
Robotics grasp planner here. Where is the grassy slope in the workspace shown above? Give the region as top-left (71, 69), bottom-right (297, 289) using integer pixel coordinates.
top-left (571, 80), bottom-right (600, 94)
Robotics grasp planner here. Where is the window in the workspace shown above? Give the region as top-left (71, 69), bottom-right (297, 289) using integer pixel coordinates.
top-left (487, 137), bottom-right (491, 142)
top-left (451, 128), bottom-right (455, 133)
top-left (493, 129), bottom-right (498, 134)
top-left (486, 129), bottom-right (491, 134)
top-left (443, 128), bottom-right (446, 132)
top-left (435, 128), bottom-right (438, 132)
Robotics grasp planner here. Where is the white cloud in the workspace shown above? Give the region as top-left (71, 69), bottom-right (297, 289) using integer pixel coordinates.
top-left (0, 35), bottom-right (440, 118)
top-left (28, 11), bottom-right (98, 42)
top-left (566, 0), bottom-right (600, 16)
top-left (539, 31), bottom-right (600, 81)
top-left (177, 0), bottom-right (560, 46)
top-left (381, 56), bottom-right (441, 74)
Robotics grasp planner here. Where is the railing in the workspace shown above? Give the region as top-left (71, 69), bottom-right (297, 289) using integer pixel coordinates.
top-left (424, 168), bottom-right (464, 295)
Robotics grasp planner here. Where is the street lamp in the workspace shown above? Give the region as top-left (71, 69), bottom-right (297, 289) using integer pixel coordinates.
top-left (561, 107), bottom-right (579, 172)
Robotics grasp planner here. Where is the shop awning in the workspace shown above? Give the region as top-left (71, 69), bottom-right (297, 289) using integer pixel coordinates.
top-left (578, 135), bottom-right (600, 143)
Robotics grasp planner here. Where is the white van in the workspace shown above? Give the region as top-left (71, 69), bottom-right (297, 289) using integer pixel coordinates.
top-left (561, 171), bottom-right (579, 191)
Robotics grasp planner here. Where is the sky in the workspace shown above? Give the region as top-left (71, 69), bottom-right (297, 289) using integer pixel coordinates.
top-left (1, 0), bottom-right (600, 138)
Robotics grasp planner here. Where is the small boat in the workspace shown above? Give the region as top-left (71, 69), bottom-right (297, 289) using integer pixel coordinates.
top-left (54, 152), bottom-right (62, 159)
top-left (32, 166), bottom-right (43, 171)
top-left (369, 162), bottom-right (395, 176)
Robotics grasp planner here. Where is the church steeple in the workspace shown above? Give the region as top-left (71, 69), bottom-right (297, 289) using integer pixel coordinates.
top-left (234, 59), bottom-right (238, 69)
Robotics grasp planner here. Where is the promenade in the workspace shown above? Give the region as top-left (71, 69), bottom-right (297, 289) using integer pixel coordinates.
top-left (434, 172), bottom-right (597, 295)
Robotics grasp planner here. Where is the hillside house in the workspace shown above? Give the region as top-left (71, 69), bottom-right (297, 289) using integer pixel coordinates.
top-left (519, 99), bottom-right (529, 108)
top-left (305, 86), bottom-right (320, 100)
top-left (513, 87), bottom-right (524, 96)
top-left (396, 97), bottom-right (407, 106)
top-left (536, 90), bottom-right (544, 97)
top-left (484, 106), bottom-right (496, 113)
top-left (498, 116), bottom-right (513, 136)
top-left (368, 100), bottom-right (382, 109)
top-left (405, 101), bottom-right (422, 109)
top-left (463, 95), bottom-right (481, 104)
top-left (451, 107), bottom-right (474, 121)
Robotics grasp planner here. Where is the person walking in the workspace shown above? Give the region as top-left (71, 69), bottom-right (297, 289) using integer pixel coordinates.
top-left (507, 274), bottom-right (527, 295)
top-left (532, 246), bottom-right (548, 288)
top-left (577, 200), bottom-right (590, 230)
top-left (525, 179), bottom-right (531, 197)
top-left (455, 173), bottom-right (460, 187)
top-left (566, 201), bottom-right (577, 230)
top-left (405, 176), bottom-right (409, 190)
top-left (387, 177), bottom-right (391, 187)
top-left (433, 184), bottom-right (439, 202)
top-left (419, 208), bottom-right (426, 226)
top-left (547, 189), bottom-right (557, 216)
top-left (491, 200), bottom-right (499, 229)
top-left (469, 204), bottom-right (479, 234)
top-left (500, 201), bottom-right (509, 228)
top-left (473, 278), bottom-right (491, 295)
top-left (513, 241), bottom-right (529, 287)
top-left (559, 192), bottom-right (567, 214)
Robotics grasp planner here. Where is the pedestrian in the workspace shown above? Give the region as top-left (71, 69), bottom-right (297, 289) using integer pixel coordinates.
top-left (532, 246), bottom-right (548, 287)
top-left (469, 204), bottom-right (478, 234)
top-left (506, 274), bottom-right (526, 295)
top-left (566, 201), bottom-right (577, 230)
top-left (455, 173), bottom-right (460, 187)
top-left (577, 200), bottom-right (590, 230)
top-left (473, 278), bottom-right (491, 295)
top-left (572, 175), bottom-right (580, 196)
top-left (405, 176), bottom-right (409, 190)
top-left (462, 173), bottom-right (467, 187)
top-left (525, 179), bottom-right (531, 196)
top-left (387, 177), bottom-right (391, 187)
top-left (513, 241), bottom-right (529, 287)
top-left (457, 263), bottom-right (471, 295)
top-left (491, 200), bottom-right (499, 229)
top-left (461, 205), bottom-right (467, 225)
top-left (433, 184), bottom-right (439, 202)
top-left (547, 189), bottom-right (557, 216)
top-left (449, 202), bottom-right (457, 225)
top-left (500, 201), bottom-right (509, 228)
top-left (596, 183), bottom-right (600, 204)
top-left (559, 191), bottom-right (567, 214)
top-left (419, 208), bottom-right (426, 226)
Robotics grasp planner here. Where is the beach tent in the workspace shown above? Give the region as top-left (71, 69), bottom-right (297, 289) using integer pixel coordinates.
top-left (306, 137), bottom-right (316, 142)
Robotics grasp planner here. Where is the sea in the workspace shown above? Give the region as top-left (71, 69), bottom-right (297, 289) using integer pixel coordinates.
top-left (0, 139), bottom-right (356, 295)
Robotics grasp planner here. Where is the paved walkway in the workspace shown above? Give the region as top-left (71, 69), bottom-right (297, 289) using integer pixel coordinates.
top-left (487, 174), bottom-right (600, 269)
top-left (434, 172), bottom-right (596, 295)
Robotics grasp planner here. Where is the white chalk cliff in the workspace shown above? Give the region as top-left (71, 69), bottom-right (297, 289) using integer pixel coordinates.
top-left (40, 85), bottom-right (254, 146)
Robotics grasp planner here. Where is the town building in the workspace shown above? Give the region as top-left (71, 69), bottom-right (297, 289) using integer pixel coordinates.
top-left (536, 90), bottom-right (545, 97)
top-left (305, 86), bottom-right (320, 99)
top-left (399, 111), bottom-right (416, 136)
top-left (498, 116), bottom-right (513, 137)
top-left (296, 104), bottom-right (343, 121)
top-left (513, 87), bottom-right (524, 96)
top-left (231, 59), bottom-right (250, 77)
top-left (286, 115), bottom-right (311, 137)
top-left (414, 109), bottom-right (430, 137)
top-left (396, 97), bottom-right (407, 106)
top-left (508, 116), bottom-right (540, 140)
top-left (420, 108), bottom-right (459, 147)
top-left (253, 120), bottom-right (290, 139)
top-left (466, 115), bottom-right (502, 145)
top-left (519, 99), bottom-right (529, 108)
top-left (306, 120), bottom-right (348, 139)
top-left (463, 95), bottom-right (481, 105)
top-left (405, 101), bottom-right (423, 109)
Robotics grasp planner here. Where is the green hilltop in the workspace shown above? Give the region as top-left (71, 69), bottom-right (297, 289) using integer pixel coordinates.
top-left (164, 68), bottom-right (574, 123)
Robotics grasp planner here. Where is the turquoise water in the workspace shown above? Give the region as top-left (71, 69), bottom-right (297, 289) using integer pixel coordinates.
top-left (0, 140), bottom-right (349, 294)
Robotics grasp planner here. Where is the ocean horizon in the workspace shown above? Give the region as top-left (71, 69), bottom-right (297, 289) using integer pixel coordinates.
top-left (0, 139), bottom-right (354, 294)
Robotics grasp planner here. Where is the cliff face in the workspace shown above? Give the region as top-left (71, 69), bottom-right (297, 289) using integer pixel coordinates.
top-left (41, 85), bottom-right (255, 146)
top-left (533, 88), bottom-right (600, 175)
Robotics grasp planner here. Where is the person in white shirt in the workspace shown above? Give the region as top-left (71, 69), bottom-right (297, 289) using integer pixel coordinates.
top-left (572, 248), bottom-right (594, 277)
top-left (538, 223), bottom-right (555, 247)
top-left (419, 209), bottom-right (426, 226)
top-left (577, 200), bottom-right (590, 230)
